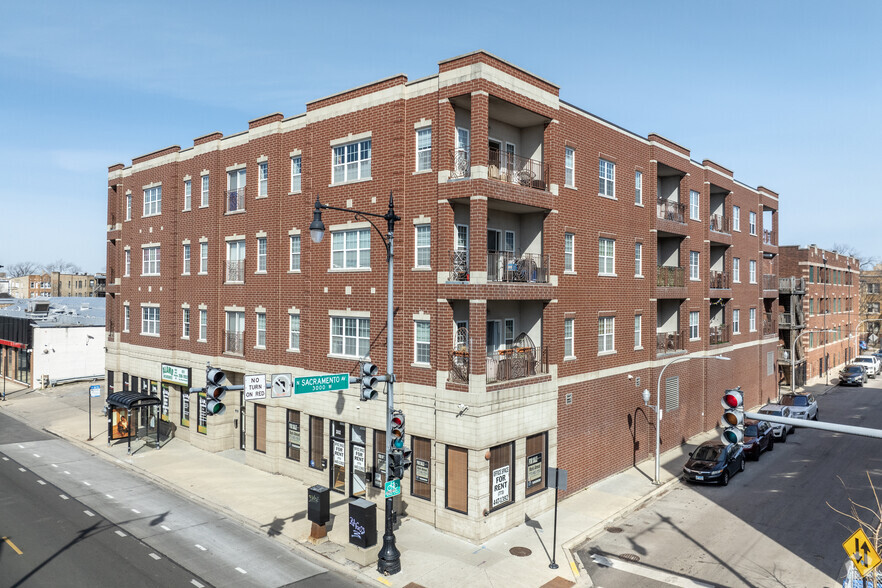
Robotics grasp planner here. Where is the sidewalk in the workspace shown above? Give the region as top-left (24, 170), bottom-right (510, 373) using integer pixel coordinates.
top-left (0, 377), bottom-right (837, 588)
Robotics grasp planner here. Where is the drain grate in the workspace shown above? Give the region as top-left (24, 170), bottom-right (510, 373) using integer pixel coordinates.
top-left (619, 553), bottom-right (640, 562)
top-left (605, 526), bottom-right (623, 533)
top-left (509, 546), bottom-right (532, 557)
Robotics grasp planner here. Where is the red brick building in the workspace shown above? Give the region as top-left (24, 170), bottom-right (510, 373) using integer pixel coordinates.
top-left (105, 51), bottom-right (780, 541)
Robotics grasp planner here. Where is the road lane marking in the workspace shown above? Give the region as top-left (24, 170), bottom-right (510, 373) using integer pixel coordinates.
top-left (51, 464), bottom-right (57, 467)
top-left (17, 444), bottom-right (24, 448)
top-left (131, 509), bottom-right (140, 514)
top-left (149, 553), bottom-right (161, 560)
top-left (59, 494), bottom-right (69, 500)
top-left (83, 481), bottom-right (91, 486)
top-left (375, 577), bottom-right (392, 586)
top-left (84, 510), bottom-right (95, 517)
top-left (160, 525), bottom-right (170, 531)
top-left (106, 494), bottom-right (114, 499)
top-left (115, 530), bottom-right (126, 537)
top-left (2, 537), bottom-right (23, 555)
top-left (18, 467), bottom-right (26, 472)
top-left (190, 580), bottom-right (204, 588)
top-left (33, 454), bottom-right (40, 458)
top-left (63, 471), bottom-right (70, 475)
top-left (37, 480), bottom-right (46, 485)
top-left (235, 567), bottom-right (247, 574)
top-left (195, 544), bottom-right (207, 551)
top-left (2, 457), bottom-right (8, 461)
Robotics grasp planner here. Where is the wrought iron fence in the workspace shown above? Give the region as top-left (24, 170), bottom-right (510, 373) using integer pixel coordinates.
top-left (656, 330), bottom-right (685, 354)
top-left (226, 260), bottom-right (245, 282)
top-left (227, 187), bottom-right (246, 213)
top-left (487, 347), bottom-right (547, 384)
top-left (762, 274), bottom-right (777, 290)
top-left (709, 270), bottom-right (730, 289)
top-left (449, 351), bottom-right (470, 383)
top-left (449, 250), bottom-right (469, 281)
top-left (709, 324), bottom-right (730, 345)
top-left (709, 214), bottom-right (729, 233)
top-left (487, 251), bottom-right (549, 283)
top-left (657, 266), bottom-right (685, 287)
top-left (224, 330), bottom-right (244, 355)
top-left (487, 149), bottom-right (548, 191)
top-left (449, 149), bottom-right (470, 179)
top-left (657, 199), bottom-right (686, 223)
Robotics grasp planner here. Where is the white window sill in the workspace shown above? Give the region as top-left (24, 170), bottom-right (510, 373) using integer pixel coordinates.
top-left (635, 274), bottom-right (644, 279)
top-left (412, 266), bottom-right (432, 272)
top-left (124, 274), bottom-right (130, 278)
top-left (141, 274), bottom-right (160, 278)
top-left (634, 346), bottom-right (643, 351)
top-left (142, 213), bottom-right (161, 219)
top-left (749, 281), bottom-right (757, 285)
top-left (690, 337), bottom-right (700, 342)
top-left (599, 273), bottom-right (617, 278)
top-left (125, 218), bottom-right (131, 222)
top-left (733, 280), bottom-right (741, 284)
top-left (598, 350), bottom-right (617, 357)
top-left (413, 169), bottom-right (433, 175)
top-left (197, 338), bottom-right (207, 343)
top-left (182, 208), bottom-right (191, 213)
top-left (690, 278), bottom-right (701, 282)
top-left (225, 209), bottom-right (246, 216)
top-left (182, 272), bottom-right (190, 276)
top-left (749, 329), bottom-right (757, 333)
top-left (122, 329), bottom-right (130, 334)
top-left (328, 267), bottom-right (371, 273)
top-left (329, 177), bottom-right (372, 188)
top-left (182, 336), bottom-right (190, 340)
top-left (287, 348), bottom-right (300, 353)
top-left (288, 190), bottom-right (302, 196)
top-left (288, 269), bottom-right (301, 274)
top-left (254, 270), bottom-right (267, 275)
top-left (198, 272), bottom-right (208, 276)
top-left (411, 362), bottom-right (432, 369)
top-left (635, 202), bottom-right (644, 208)
top-left (690, 217), bottom-right (701, 222)
top-left (255, 195), bottom-right (268, 200)
top-left (733, 331), bottom-right (741, 335)
top-left (225, 281), bottom-right (245, 285)
top-left (564, 355), bottom-right (577, 361)
top-left (254, 345), bottom-right (266, 350)
top-left (598, 193), bottom-right (617, 200)
top-left (564, 270), bottom-right (577, 275)
top-left (199, 204), bottom-right (209, 209)
top-left (565, 184), bottom-right (576, 190)
top-left (141, 332), bottom-right (160, 338)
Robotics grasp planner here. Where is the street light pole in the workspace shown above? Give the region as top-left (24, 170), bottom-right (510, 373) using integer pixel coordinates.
top-left (823, 256), bottom-right (828, 385)
top-left (643, 354), bottom-right (730, 485)
top-left (310, 192), bottom-right (402, 575)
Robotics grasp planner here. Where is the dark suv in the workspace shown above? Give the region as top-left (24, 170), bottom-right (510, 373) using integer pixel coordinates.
top-left (741, 419), bottom-right (774, 461)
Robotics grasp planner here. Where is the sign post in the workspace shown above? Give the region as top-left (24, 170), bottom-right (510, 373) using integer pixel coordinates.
top-left (88, 384), bottom-right (101, 440)
top-left (547, 467), bottom-right (568, 570)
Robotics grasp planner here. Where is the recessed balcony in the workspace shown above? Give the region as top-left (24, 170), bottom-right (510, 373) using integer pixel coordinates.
top-left (657, 330), bottom-right (686, 355)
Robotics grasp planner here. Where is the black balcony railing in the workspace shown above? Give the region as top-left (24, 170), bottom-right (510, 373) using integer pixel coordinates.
top-left (657, 330), bottom-right (685, 354)
top-left (227, 187), bottom-right (246, 213)
top-left (709, 214), bottom-right (729, 233)
top-left (224, 330), bottom-right (244, 355)
top-left (762, 274), bottom-right (777, 290)
top-left (226, 260), bottom-right (245, 282)
top-left (709, 324), bottom-right (730, 345)
top-left (763, 229), bottom-right (776, 246)
top-left (657, 266), bottom-right (685, 287)
top-left (449, 347), bottom-right (548, 384)
top-left (449, 250), bottom-right (469, 281)
top-left (488, 149), bottom-right (548, 191)
top-left (763, 313), bottom-right (776, 336)
top-left (710, 270), bottom-right (730, 289)
top-left (450, 149), bottom-right (470, 179)
top-left (487, 251), bottom-right (549, 283)
top-left (657, 199), bottom-right (686, 223)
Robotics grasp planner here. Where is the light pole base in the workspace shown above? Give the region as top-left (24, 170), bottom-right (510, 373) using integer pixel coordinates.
top-left (376, 532), bottom-right (401, 575)
top-left (549, 562), bottom-right (559, 570)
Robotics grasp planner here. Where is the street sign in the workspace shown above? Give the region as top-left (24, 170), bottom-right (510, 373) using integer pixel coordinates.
top-left (89, 385), bottom-right (101, 398)
top-left (244, 374), bottom-right (267, 401)
top-left (384, 479), bottom-right (401, 498)
top-left (271, 373), bottom-right (293, 398)
top-left (294, 373), bottom-right (350, 395)
top-left (842, 528), bottom-right (881, 577)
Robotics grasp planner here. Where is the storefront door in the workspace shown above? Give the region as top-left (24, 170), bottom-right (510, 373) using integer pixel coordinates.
top-left (350, 425), bottom-right (367, 497)
top-left (329, 421), bottom-right (346, 494)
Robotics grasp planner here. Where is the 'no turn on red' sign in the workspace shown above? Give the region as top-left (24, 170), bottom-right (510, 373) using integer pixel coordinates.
top-left (244, 374), bottom-right (267, 401)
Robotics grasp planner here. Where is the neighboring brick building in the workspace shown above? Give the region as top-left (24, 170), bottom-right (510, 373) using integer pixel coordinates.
top-left (104, 51), bottom-right (780, 542)
top-left (859, 265), bottom-right (882, 351)
top-left (779, 246), bottom-right (860, 384)
top-left (9, 272), bottom-right (101, 298)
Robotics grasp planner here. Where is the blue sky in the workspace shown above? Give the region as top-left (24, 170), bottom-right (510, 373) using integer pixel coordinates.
top-left (2, 1), bottom-right (880, 273)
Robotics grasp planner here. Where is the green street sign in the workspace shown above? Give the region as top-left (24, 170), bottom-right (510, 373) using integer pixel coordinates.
top-left (385, 479), bottom-right (401, 498)
top-left (294, 373), bottom-right (350, 395)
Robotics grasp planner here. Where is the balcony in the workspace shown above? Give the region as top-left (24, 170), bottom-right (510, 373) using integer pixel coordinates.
top-left (226, 187), bottom-right (246, 213)
top-left (448, 347), bottom-right (548, 385)
top-left (709, 324), bottom-right (730, 345)
top-left (657, 330), bottom-right (686, 355)
top-left (763, 313), bottom-right (776, 336)
top-left (487, 149), bottom-right (548, 191)
top-left (709, 271), bottom-right (730, 290)
top-left (448, 250), bottom-right (469, 282)
top-left (657, 199), bottom-right (686, 223)
top-left (762, 229), bottom-right (776, 247)
top-left (224, 330), bottom-right (244, 355)
top-left (487, 251), bottom-right (549, 284)
top-left (779, 277), bottom-right (805, 294)
top-left (657, 266), bottom-right (685, 288)
top-left (778, 312), bottom-right (794, 328)
top-left (226, 260), bottom-right (245, 283)
top-left (450, 149), bottom-right (470, 179)
top-left (709, 214), bottom-right (729, 233)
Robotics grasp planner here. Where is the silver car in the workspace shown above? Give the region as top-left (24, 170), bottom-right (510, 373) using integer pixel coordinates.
top-left (758, 403), bottom-right (794, 441)
top-left (779, 393), bottom-right (818, 421)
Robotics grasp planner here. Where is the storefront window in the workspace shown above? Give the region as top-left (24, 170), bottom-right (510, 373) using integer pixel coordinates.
top-left (309, 416), bottom-right (324, 470)
top-left (411, 436), bottom-right (431, 500)
top-left (446, 445), bottom-right (468, 514)
top-left (286, 410), bottom-right (300, 461)
top-left (525, 432), bottom-right (548, 497)
top-left (489, 442), bottom-right (514, 511)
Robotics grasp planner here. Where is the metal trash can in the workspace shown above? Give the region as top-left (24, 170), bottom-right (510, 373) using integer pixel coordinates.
top-left (348, 498), bottom-right (377, 548)
top-left (308, 485), bottom-right (330, 525)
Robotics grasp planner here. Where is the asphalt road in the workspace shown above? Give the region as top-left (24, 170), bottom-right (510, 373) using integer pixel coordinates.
top-left (576, 379), bottom-right (882, 588)
top-left (0, 412), bottom-right (362, 588)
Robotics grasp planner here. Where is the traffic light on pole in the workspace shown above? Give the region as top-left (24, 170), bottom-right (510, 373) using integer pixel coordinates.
top-left (360, 362), bottom-right (379, 401)
top-left (390, 410), bottom-right (405, 450)
top-left (720, 388), bottom-right (744, 445)
top-left (205, 367), bottom-right (227, 416)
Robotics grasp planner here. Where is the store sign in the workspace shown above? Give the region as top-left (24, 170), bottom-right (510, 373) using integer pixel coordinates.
top-left (492, 465), bottom-right (510, 507)
top-left (333, 440), bottom-right (345, 466)
top-left (287, 422), bottom-right (301, 449)
top-left (353, 445), bottom-right (366, 473)
top-left (415, 458), bottom-right (430, 484)
top-left (197, 394), bottom-right (207, 434)
top-left (160, 383), bottom-right (170, 422)
top-left (526, 452), bottom-right (543, 488)
top-left (161, 364), bottom-right (189, 386)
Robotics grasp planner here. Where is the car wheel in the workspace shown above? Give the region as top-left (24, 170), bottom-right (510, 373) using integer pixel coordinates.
top-left (813, 413), bottom-right (818, 421)
top-left (721, 471), bottom-right (729, 486)
top-left (780, 432), bottom-right (787, 443)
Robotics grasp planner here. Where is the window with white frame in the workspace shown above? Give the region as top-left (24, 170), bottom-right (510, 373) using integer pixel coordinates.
top-left (416, 127), bottom-right (432, 171)
top-left (257, 237), bottom-right (267, 272)
top-left (141, 306), bottom-right (160, 336)
top-left (565, 233), bottom-right (575, 272)
top-left (332, 228), bottom-right (370, 269)
top-left (689, 190), bottom-right (700, 220)
top-left (733, 309), bottom-right (741, 333)
top-left (124, 250), bottom-right (131, 276)
top-left (331, 316), bottom-right (370, 358)
top-left (749, 259), bottom-right (757, 283)
top-left (504, 318), bottom-right (515, 348)
top-left (599, 238), bottom-right (615, 275)
top-left (634, 314), bottom-right (642, 349)
top-left (123, 305), bottom-right (130, 332)
top-left (733, 257), bottom-right (741, 282)
top-left (333, 139), bottom-right (371, 184)
top-left (689, 251), bottom-right (700, 280)
top-left (182, 308), bottom-right (190, 338)
top-left (184, 180), bottom-right (191, 211)
top-left (749, 308), bottom-right (757, 332)
top-left (635, 242), bottom-right (643, 276)
top-left (635, 170), bottom-right (643, 205)
top-left (199, 309), bottom-right (207, 340)
top-left (199, 242), bottom-right (208, 274)
top-left (598, 316), bottom-right (614, 353)
top-left (142, 246), bottom-right (160, 276)
top-left (732, 205), bottom-right (740, 231)
top-left (290, 156), bottom-right (302, 192)
top-left (564, 318), bottom-right (574, 358)
top-left (565, 147), bottom-right (575, 187)
top-left (256, 312), bottom-right (266, 347)
top-left (689, 311), bottom-right (699, 340)
top-left (182, 244), bottom-right (190, 274)
top-left (749, 211), bottom-right (757, 235)
top-left (288, 313), bottom-right (300, 350)
top-left (227, 168), bottom-right (246, 212)
top-left (415, 224), bottom-right (431, 268)
top-left (143, 186), bottom-right (162, 216)
top-left (414, 320), bottom-right (430, 364)
top-left (201, 174), bottom-right (209, 207)
top-left (226, 240), bottom-right (245, 282)
top-left (289, 234), bottom-right (301, 271)
top-left (599, 158), bottom-right (615, 198)
top-left (125, 194), bottom-right (132, 220)
top-left (258, 162), bottom-right (268, 197)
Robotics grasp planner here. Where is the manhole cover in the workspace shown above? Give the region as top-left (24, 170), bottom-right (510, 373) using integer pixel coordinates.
top-left (605, 526), bottom-right (623, 533)
top-left (509, 546), bottom-right (532, 557)
top-left (619, 553), bottom-right (640, 562)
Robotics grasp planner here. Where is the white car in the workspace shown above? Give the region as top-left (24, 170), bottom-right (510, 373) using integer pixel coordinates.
top-left (779, 393), bottom-right (819, 421)
top-left (758, 403), bottom-right (794, 441)
top-left (853, 355), bottom-right (880, 377)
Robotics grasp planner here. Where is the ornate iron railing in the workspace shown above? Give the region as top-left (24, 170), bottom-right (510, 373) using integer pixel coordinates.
top-left (487, 149), bottom-right (548, 191)
top-left (448, 250), bottom-right (469, 281)
top-left (226, 260), bottom-right (245, 283)
top-left (224, 330), bottom-right (244, 355)
top-left (487, 251), bottom-right (549, 283)
top-left (656, 330), bottom-right (685, 354)
top-left (487, 347), bottom-right (548, 383)
top-left (449, 149), bottom-right (470, 179)
top-left (709, 324), bottom-right (730, 345)
top-left (709, 214), bottom-right (729, 233)
top-left (657, 199), bottom-right (686, 223)
top-left (227, 187), bottom-right (246, 213)
top-left (657, 266), bottom-right (685, 287)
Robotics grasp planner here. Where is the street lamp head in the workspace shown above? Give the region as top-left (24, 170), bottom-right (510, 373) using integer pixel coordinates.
top-left (309, 196), bottom-right (326, 243)
top-left (711, 355), bottom-right (731, 361)
top-left (642, 389), bottom-right (651, 404)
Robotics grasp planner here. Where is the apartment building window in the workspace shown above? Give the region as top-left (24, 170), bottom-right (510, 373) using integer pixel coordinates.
top-left (125, 194), bottom-right (132, 221)
top-left (286, 410), bottom-right (301, 461)
top-left (258, 161), bottom-right (268, 197)
top-left (124, 250), bottom-right (131, 276)
top-left (199, 309), bottom-right (207, 341)
top-left (733, 309), bottom-right (740, 334)
top-left (182, 308), bottom-right (190, 338)
top-left (689, 251), bottom-right (700, 281)
top-left (332, 228), bottom-right (370, 269)
top-left (564, 233), bottom-right (575, 272)
top-left (142, 246), bottom-right (160, 276)
top-left (598, 316), bottom-right (614, 353)
top-left (489, 442), bottom-right (514, 511)
top-left (253, 403), bottom-right (267, 453)
top-left (749, 211), bottom-right (757, 235)
top-left (201, 174), bottom-right (209, 207)
top-left (123, 305), bottom-right (130, 332)
top-left (289, 235), bottom-right (301, 271)
top-left (411, 436), bottom-right (431, 500)
top-left (809, 332), bottom-right (814, 348)
top-left (635, 170), bottom-right (643, 205)
top-left (634, 314), bottom-right (642, 349)
top-left (749, 308), bottom-right (757, 332)
top-left (809, 266), bottom-right (814, 283)
top-left (446, 445), bottom-right (468, 514)
top-left (868, 283), bottom-right (880, 294)
top-left (225, 311), bottom-right (245, 354)
top-left (598, 238), bottom-right (615, 276)
top-left (416, 127), bottom-right (432, 171)
top-left (733, 257), bottom-right (740, 283)
top-left (256, 312), bottom-right (266, 347)
top-left (141, 306), bottom-right (160, 336)
top-left (564, 318), bottom-right (574, 358)
top-left (184, 180), bottom-right (191, 211)
top-left (227, 168), bottom-right (246, 212)
top-left (749, 260), bottom-right (757, 284)
top-left (599, 158), bottom-right (615, 198)
top-left (309, 416), bottom-right (324, 470)
top-left (415, 225), bottom-right (431, 268)
top-left (199, 242), bottom-right (208, 274)
top-left (182, 244), bottom-right (191, 275)
top-left (689, 311), bottom-right (699, 340)
top-left (144, 186), bottom-right (161, 217)
top-left (869, 302), bottom-right (880, 313)
top-left (226, 240), bottom-right (245, 282)
top-left (635, 242), bottom-right (643, 277)
top-left (565, 147), bottom-right (575, 187)
top-left (689, 190), bottom-right (700, 221)
top-left (290, 156), bottom-right (301, 193)
top-left (732, 206), bottom-right (740, 231)
top-left (331, 316), bottom-right (370, 358)
top-left (289, 313), bottom-right (300, 351)
top-left (257, 237), bottom-right (267, 273)
top-left (333, 138), bottom-right (371, 184)
top-left (414, 320), bottom-right (430, 365)
top-left (809, 299), bottom-right (814, 315)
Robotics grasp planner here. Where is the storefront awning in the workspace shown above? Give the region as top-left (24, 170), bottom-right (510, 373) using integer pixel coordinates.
top-left (106, 391), bottom-right (161, 410)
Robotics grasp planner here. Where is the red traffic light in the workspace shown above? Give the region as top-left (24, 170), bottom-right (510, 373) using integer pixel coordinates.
top-left (721, 389), bottom-right (743, 409)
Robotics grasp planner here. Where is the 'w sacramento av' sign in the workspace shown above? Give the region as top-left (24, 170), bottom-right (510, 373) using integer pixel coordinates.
top-left (294, 373), bottom-right (350, 395)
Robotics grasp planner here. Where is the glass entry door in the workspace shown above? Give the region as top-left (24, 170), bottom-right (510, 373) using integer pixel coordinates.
top-left (350, 425), bottom-right (367, 497)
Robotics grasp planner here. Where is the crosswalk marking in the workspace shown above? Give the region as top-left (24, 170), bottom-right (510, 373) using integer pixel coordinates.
top-left (59, 494), bottom-right (69, 500)
top-left (190, 580), bottom-right (204, 588)
top-left (84, 510), bottom-right (95, 517)
top-left (235, 567), bottom-right (247, 574)
top-left (149, 553), bottom-right (161, 560)
top-left (115, 530), bottom-right (127, 537)
top-left (37, 480), bottom-right (46, 485)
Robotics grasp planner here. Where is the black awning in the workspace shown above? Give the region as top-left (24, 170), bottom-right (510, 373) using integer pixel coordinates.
top-left (106, 391), bottom-right (161, 409)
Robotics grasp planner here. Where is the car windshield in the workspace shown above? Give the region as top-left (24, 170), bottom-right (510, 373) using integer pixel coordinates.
top-left (843, 367), bottom-right (862, 374)
top-left (744, 425), bottom-right (759, 437)
top-left (781, 396), bottom-right (808, 407)
top-left (760, 409), bottom-right (782, 416)
top-left (692, 446), bottom-right (721, 461)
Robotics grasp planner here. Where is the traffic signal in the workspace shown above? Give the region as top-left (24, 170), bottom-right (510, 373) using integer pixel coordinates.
top-left (388, 448), bottom-right (412, 479)
top-left (390, 410), bottom-right (405, 449)
top-left (720, 388), bottom-right (744, 445)
top-left (205, 367), bottom-right (227, 416)
top-left (360, 362), bottom-right (379, 401)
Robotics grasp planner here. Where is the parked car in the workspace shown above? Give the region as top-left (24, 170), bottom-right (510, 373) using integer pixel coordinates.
top-left (853, 355), bottom-right (880, 378)
top-left (741, 419), bottom-right (774, 460)
top-left (683, 440), bottom-right (745, 486)
top-left (870, 352), bottom-right (882, 364)
top-left (757, 403), bottom-right (794, 440)
top-left (779, 392), bottom-right (819, 421)
top-left (839, 364), bottom-right (868, 386)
